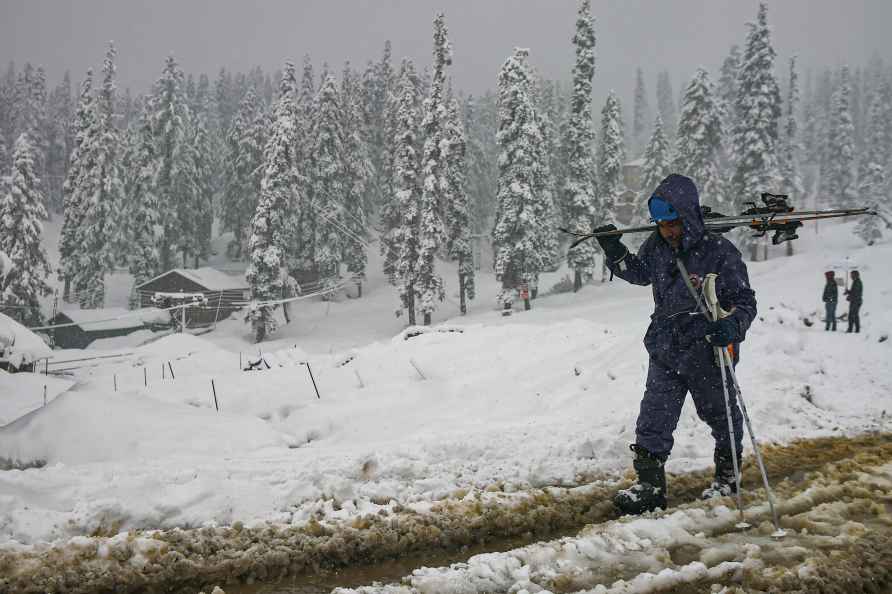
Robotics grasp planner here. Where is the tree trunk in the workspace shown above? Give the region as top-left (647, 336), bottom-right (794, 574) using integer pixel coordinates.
top-left (357, 281), bottom-right (362, 298)
top-left (423, 312), bottom-right (431, 326)
top-left (458, 263), bottom-right (467, 315)
top-left (194, 254), bottom-right (199, 269)
top-left (182, 251), bottom-right (187, 268)
top-left (63, 277), bottom-right (71, 303)
top-left (282, 286), bottom-right (290, 324)
top-left (161, 238), bottom-right (171, 271)
top-left (573, 269), bottom-right (582, 292)
top-left (407, 288), bottom-right (416, 326)
top-left (786, 241), bottom-right (794, 257)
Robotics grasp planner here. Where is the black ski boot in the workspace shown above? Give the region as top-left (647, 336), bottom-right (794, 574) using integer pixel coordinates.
top-left (613, 444), bottom-right (667, 515)
top-left (701, 448), bottom-right (740, 499)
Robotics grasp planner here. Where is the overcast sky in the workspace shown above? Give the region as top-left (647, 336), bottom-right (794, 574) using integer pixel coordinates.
top-left (1, 0), bottom-right (889, 107)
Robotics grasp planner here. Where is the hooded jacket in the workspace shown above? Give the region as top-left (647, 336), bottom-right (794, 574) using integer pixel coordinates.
top-left (607, 174), bottom-right (757, 372)
top-left (823, 276), bottom-right (838, 303)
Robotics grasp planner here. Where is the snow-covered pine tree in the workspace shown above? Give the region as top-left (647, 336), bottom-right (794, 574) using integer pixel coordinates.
top-left (563, 0), bottom-right (599, 292)
top-left (292, 55), bottom-right (317, 275)
top-left (443, 91), bottom-right (474, 313)
top-left (416, 13), bottom-right (452, 325)
top-left (59, 69), bottom-right (94, 302)
top-left (813, 68), bottom-right (835, 196)
top-left (309, 74), bottom-right (349, 297)
top-left (637, 112), bottom-right (672, 225)
top-left (246, 62), bottom-right (301, 342)
top-left (779, 56), bottom-right (804, 204)
top-left (598, 90), bottom-right (626, 216)
top-left (25, 66), bottom-right (48, 181)
top-left (824, 66), bottom-right (857, 209)
top-left (530, 95), bottom-right (559, 299)
top-left (391, 59), bottom-right (423, 325)
top-left (800, 71), bottom-right (819, 167)
top-left (538, 79), bottom-right (563, 224)
top-left (717, 45), bottom-right (740, 165)
top-left (262, 73), bottom-right (274, 106)
top-left (221, 87), bottom-right (264, 259)
top-left (45, 72), bottom-right (72, 212)
top-left (73, 42), bottom-right (123, 308)
top-left (214, 68), bottom-right (234, 134)
top-left (632, 67), bottom-right (650, 156)
top-left (197, 72), bottom-right (225, 197)
top-left (0, 63), bottom-right (14, 170)
top-left (0, 133), bottom-right (51, 324)
top-left (851, 67), bottom-right (864, 159)
top-left (189, 95), bottom-right (215, 268)
top-left (657, 70), bottom-right (676, 142)
top-left (148, 55), bottom-right (195, 270)
top-left (119, 87), bottom-right (138, 129)
top-left (363, 41), bottom-right (395, 215)
top-left (124, 105), bottom-right (161, 303)
top-left (673, 68), bottom-right (725, 208)
top-left (854, 92), bottom-right (890, 244)
top-left (492, 48), bottom-right (552, 310)
top-left (0, 135), bottom-right (7, 178)
top-left (340, 63), bottom-right (372, 296)
top-left (379, 58), bottom-right (419, 286)
top-left (729, 2), bottom-right (782, 260)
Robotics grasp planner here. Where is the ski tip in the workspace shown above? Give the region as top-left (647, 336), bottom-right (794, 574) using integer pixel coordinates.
top-left (771, 528), bottom-right (788, 539)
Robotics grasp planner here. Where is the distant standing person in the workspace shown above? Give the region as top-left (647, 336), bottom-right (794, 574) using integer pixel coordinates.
top-left (822, 271), bottom-right (838, 331)
top-left (845, 270), bottom-right (863, 333)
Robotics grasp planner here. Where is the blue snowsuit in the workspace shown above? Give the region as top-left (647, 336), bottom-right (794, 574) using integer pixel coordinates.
top-left (607, 175), bottom-right (757, 458)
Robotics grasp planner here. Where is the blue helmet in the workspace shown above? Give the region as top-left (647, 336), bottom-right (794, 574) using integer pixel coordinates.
top-left (648, 195), bottom-right (679, 222)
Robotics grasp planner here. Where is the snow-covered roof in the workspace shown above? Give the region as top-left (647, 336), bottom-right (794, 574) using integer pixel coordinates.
top-left (56, 308), bottom-right (168, 332)
top-left (0, 311), bottom-right (52, 368)
top-left (137, 267), bottom-right (248, 291)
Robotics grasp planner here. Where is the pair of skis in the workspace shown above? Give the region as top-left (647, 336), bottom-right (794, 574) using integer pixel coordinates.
top-left (561, 193), bottom-right (877, 249)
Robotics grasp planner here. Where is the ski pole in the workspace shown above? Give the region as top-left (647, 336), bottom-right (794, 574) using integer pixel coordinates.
top-left (676, 259), bottom-right (745, 524)
top-left (677, 259), bottom-right (784, 536)
top-left (718, 351), bottom-right (784, 537)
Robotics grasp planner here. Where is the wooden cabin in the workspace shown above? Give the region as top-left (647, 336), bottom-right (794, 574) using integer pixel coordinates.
top-left (134, 268), bottom-right (249, 328)
top-left (48, 308), bottom-right (169, 349)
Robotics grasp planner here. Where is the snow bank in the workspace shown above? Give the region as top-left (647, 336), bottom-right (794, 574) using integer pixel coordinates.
top-left (86, 329), bottom-right (159, 350)
top-left (0, 311), bottom-right (51, 369)
top-left (0, 371), bottom-right (73, 426)
top-left (0, 387), bottom-right (287, 467)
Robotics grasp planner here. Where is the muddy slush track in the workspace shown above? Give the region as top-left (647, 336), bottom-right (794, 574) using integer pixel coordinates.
top-left (2, 433), bottom-right (892, 594)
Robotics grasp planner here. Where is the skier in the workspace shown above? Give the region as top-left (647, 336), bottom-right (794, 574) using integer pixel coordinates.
top-left (845, 270), bottom-right (862, 333)
top-left (591, 173), bottom-right (757, 515)
top-left (822, 271), bottom-right (838, 331)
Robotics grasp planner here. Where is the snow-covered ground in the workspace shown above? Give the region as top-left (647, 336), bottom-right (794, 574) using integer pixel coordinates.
top-left (1, 219), bottom-right (890, 559)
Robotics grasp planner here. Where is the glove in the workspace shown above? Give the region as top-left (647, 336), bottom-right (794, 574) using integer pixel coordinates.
top-left (705, 318), bottom-right (740, 346)
top-left (592, 224), bottom-right (628, 263)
